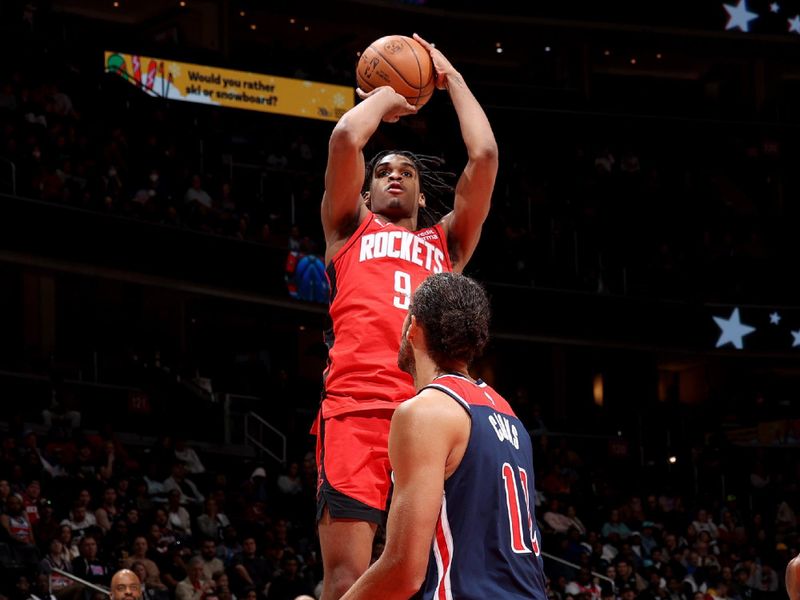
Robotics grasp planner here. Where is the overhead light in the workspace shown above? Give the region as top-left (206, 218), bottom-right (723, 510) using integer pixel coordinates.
top-left (289, 17), bottom-right (296, 24)
top-left (304, 25), bottom-right (309, 31)
top-left (544, 46), bottom-right (551, 52)
top-left (239, 10), bottom-right (246, 16)
top-left (179, 0), bottom-right (186, 6)
top-left (112, 0), bottom-right (119, 6)
top-left (496, 47), bottom-right (503, 54)
top-left (656, 53), bottom-right (663, 59)
top-left (593, 373), bottom-right (604, 407)
top-left (603, 49), bottom-right (611, 56)
top-left (630, 57), bottom-right (637, 65)
top-left (668, 455), bottom-right (677, 464)
top-left (250, 23), bottom-right (257, 30)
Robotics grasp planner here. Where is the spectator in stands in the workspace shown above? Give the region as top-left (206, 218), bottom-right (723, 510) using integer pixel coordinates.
top-left (265, 552), bottom-right (314, 600)
top-left (33, 500), bottom-right (60, 546)
top-left (123, 537), bottom-right (164, 590)
top-left (692, 510), bottom-right (720, 540)
top-left (132, 561), bottom-right (169, 600)
top-left (20, 480), bottom-right (42, 527)
top-left (196, 498), bottom-right (230, 542)
top-left (58, 524), bottom-right (80, 560)
top-left (217, 525), bottom-right (242, 567)
top-left (615, 558), bottom-right (647, 593)
top-left (173, 439), bottom-right (205, 476)
top-left (175, 556), bottom-right (215, 600)
top-left (543, 498), bottom-right (577, 534)
top-left (60, 501), bottom-right (96, 541)
top-left (276, 463), bottom-right (301, 498)
top-left (197, 538), bottom-right (224, 581)
top-left (0, 479), bottom-right (12, 513)
top-left (602, 509), bottom-right (633, 540)
top-left (72, 534), bottom-right (112, 588)
top-left (38, 537), bottom-right (74, 593)
top-left (95, 486), bottom-right (120, 533)
top-left (565, 567), bottom-right (602, 600)
top-left (29, 574), bottom-right (56, 600)
top-left (166, 489), bottom-right (193, 542)
top-left (230, 536), bottom-right (271, 598)
top-left (1, 495), bottom-right (37, 562)
top-left (211, 572), bottom-right (234, 600)
top-left (163, 461), bottom-right (204, 509)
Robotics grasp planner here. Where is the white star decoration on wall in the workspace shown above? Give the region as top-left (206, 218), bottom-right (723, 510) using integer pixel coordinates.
top-left (721, 0), bottom-right (800, 33)
top-left (711, 307), bottom-right (800, 350)
top-left (713, 308), bottom-right (756, 349)
top-left (724, 0), bottom-right (760, 31)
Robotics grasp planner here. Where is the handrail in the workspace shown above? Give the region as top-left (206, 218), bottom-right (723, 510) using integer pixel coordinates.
top-left (52, 567), bottom-right (110, 595)
top-left (541, 551), bottom-right (616, 591)
top-left (0, 156), bottom-right (16, 195)
top-left (244, 410), bottom-right (287, 466)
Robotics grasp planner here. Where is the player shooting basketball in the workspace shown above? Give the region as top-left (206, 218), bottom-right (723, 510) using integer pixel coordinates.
top-left (313, 33), bottom-right (498, 599)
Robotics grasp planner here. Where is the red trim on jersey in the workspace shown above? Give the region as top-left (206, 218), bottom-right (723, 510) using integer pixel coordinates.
top-left (434, 497), bottom-right (454, 600)
top-left (432, 375), bottom-right (517, 417)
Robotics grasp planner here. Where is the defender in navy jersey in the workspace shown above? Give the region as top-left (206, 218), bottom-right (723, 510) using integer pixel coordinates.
top-left (341, 273), bottom-right (547, 600)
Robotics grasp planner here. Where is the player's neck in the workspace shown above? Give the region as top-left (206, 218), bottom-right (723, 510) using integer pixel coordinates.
top-left (375, 212), bottom-right (417, 231)
top-left (415, 359), bottom-right (472, 389)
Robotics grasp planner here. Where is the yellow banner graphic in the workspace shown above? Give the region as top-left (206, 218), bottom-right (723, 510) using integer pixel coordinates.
top-left (104, 51), bottom-right (354, 122)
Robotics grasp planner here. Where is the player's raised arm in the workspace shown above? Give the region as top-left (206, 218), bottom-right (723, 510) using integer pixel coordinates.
top-left (413, 33), bottom-right (499, 272)
top-left (340, 390), bottom-right (470, 600)
top-left (321, 87), bottom-right (417, 259)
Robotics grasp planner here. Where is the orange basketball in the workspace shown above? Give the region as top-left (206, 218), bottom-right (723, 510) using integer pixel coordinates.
top-left (357, 35), bottom-right (435, 108)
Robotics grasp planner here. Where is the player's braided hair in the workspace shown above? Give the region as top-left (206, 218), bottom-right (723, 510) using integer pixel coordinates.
top-left (409, 272), bottom-right (490, 372)
top-left (363, 149), bottom-right (455, 229)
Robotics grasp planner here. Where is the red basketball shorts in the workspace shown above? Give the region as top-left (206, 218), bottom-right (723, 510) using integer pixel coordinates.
top-left (313, 408), bottom-right (394, 525)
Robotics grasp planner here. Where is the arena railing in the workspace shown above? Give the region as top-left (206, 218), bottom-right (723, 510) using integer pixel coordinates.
top-left (541, 552), bottom-right (616, 592)
top-left (51, 567), bottom-right (110, 596)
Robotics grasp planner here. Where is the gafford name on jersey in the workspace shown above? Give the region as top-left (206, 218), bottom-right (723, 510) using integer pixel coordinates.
top-left (359, 230), bottom-right (446, 273)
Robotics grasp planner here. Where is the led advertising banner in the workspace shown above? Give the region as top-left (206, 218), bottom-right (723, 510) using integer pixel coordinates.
top-left (104, 51), bottom-right (354, 122)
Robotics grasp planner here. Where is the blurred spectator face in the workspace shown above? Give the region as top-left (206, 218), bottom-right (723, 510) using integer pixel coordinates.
top-left (80, 536), bottom-right (98, 559)
top-left (26, 480), bottom-right (41, 499)
top-left (133, 537), bottom-right (148, 556)
top-left (78, 489), bottom-right (92, 507)
top-left (696, 510), bottom-right (708, 523)
top-left (189, 562), bottom-right (204, 583)
top-left (617, 561), bottom-right (630, 578)
top-left (104, 488), bottom-right (117, 505)
top-left (49, 538), bottom-right (63, 556)
top-left (0, 479), bottom-right (10, 497)
top-left (204, 498), bottom-right (217, 514)
top-left (73, 505), bottom-right (87, 522)
top-left (132, 563), bottom-right (147, 583)
top-left (127, 508), bottom-right (139, 524)
top-left (201, 540), bottom-right (216, 559)
top-left (621, 589), bottom-right (636, 600)
top-left (242, 537), bottom-right (257, 555)
top-left (60, 525), bottom-right (73, 544)
top-left (154, 509), bottom-right (168, 526)
top-left (6, 495), bottom-right (23, 515)
top-left (606, 566), bottom-right (616, 580)
top-left (282, 557), bottom-right (299, 577)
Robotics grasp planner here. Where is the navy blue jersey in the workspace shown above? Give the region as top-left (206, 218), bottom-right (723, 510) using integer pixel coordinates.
top-left (414, 374), bottom-right (547, 600)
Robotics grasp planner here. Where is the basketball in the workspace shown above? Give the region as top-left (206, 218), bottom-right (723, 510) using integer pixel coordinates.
top-left (357, 35), bottom-right (435, 108)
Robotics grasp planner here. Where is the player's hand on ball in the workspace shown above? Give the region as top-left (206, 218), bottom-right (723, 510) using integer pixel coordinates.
top-left (356, 86), bottom-right (417, 123)
top-left (413, 33), bottom-right (457, 90)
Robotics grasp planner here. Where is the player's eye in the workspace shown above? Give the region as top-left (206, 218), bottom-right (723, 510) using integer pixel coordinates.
top-left (402, 170), bottom-right (413, 177)
top-left (377, 169), bottom-right (390, 177)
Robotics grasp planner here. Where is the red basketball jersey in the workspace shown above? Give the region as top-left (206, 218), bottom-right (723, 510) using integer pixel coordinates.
top-left (322, 213), bottom-right (452, 418)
